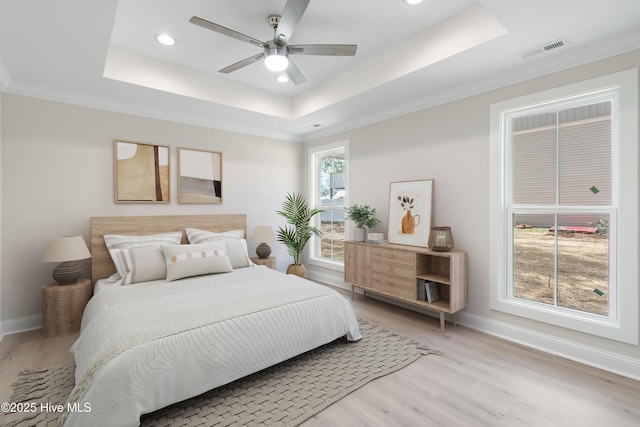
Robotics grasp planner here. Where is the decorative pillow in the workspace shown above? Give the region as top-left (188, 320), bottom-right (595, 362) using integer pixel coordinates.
top-left (119, 245), bottom-right (167, 285)
top-left (185, 228), bottom-right (252, 269)
top-left (104, 231), bottom-right (182, 280)
top-left (185, 228), bottom-right (244, 241)
top-left (161, 241), bottom-right (233, 281)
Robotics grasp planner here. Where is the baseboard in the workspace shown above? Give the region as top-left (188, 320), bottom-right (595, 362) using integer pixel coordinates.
top-left (308, 271), bottom-right (640, 380)
top-left (306, 270), bottom-right (350, 292)
top-left (1, 314), bottom-right (42, 336)
top-left (455, 311), bottom-right (640, 381)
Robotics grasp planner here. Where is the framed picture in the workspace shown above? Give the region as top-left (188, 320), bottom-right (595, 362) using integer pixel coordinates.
top-left (178, 147), bottom-right (222, 204)
top-left (114, 139), bottom-right (170, 203)
top-left (387, 179), bottom-right (433, 247)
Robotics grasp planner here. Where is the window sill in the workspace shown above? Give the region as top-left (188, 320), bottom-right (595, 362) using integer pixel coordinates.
top-left (308, 257), bottom-right (344, 273)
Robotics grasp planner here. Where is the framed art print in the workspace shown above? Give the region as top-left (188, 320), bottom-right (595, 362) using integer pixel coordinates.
top-left (178, 147), bottom-right (222, 204)
top-left (114, 139), bottom-right (170, 203)
top-left (387, 179), bottom-right (433, 247)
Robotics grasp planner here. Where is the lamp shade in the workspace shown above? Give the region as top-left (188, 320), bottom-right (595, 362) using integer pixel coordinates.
top-left (42, 236), bottom-right (91, 285)
top-left (251, 226), bottom-right (276, 243)
top-left (42, 236), bottom-right (91, 262)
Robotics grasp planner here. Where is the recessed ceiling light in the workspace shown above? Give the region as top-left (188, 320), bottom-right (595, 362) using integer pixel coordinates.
top-left (276, 75), bottom-right (289, 83)
top-left (403, 0), bottom-right (424, 5)
top-left (155, 33), bottom-right (175, 46)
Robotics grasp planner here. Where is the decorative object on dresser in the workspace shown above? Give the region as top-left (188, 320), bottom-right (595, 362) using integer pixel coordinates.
top-left (114, 139), bottom-right (170, 203)
top-left (251, 225), bottom-right (277, 258)
top-left (41, 236), bottom-right (91, 285)
top-left (178, 147), bottom-right (223, 204)
top-left (41, 278), bottom-right (92, 337)
top-left (428, 226), bottom-right (455, 252)
top-left (276, 192), bottom-right (324, 278)
top-left (345, 241), bottom-right (467, 332)
top-left (387, 179), bottom-right (433, 247)
top-left (345, 204), bottom-right (381, 242)
top-left (366, 232), bottom-right (387, 244)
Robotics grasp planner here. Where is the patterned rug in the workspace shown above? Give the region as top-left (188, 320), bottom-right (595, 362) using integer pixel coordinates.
top-left (4, 320), bottom-right (438, 427)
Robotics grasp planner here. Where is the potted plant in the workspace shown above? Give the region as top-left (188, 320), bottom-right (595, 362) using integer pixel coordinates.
top-left (276, 192), bottom-right (324, 278)
top-left (345, 204), bottom-right (381, 242)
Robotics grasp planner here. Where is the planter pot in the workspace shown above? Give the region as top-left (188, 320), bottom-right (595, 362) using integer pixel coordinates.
top-left (354, 227), bottom-right (366, 242)
top-left (286, 264), bottom-right (307, 278)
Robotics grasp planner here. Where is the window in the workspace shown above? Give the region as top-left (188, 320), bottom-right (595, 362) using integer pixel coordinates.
top-left (309, 142), bottom-right (348, 269)
top-left (490, 69), bottom-right (638, 344)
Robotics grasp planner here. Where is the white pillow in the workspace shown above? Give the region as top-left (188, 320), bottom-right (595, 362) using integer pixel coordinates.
top-left (185, 228), bottom-right (244, 241)
top-left (185, 228), bottom-right (252, 268)
top-left (104, 231), bottom-right (182, 281)
top-left (119, 245), bottom-right (167, 285)
top-left (162, 241), bottom-right (233, 281)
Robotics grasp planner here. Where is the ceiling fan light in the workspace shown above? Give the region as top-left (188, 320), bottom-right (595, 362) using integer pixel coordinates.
top-left (264, 47), bottom-right (289, 72)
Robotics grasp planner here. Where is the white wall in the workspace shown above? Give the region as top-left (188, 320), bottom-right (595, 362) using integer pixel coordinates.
top-left (306, 49), bottom-right (640, 379)
top-left (0, 94), bottom-right (301, 333)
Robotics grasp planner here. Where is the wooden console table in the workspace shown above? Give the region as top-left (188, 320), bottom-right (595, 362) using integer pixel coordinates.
top-left (344, 241), bottom-right (467, 331)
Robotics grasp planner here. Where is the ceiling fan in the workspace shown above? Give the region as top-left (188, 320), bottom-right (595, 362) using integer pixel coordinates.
top-left (189, 0), bottom-right (357, 85)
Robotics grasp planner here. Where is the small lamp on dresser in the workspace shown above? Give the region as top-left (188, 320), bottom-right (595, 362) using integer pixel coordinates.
top-left (42, 235), bottom-right (91, 285)
top-left (251, 226), bottom-right (276, 259)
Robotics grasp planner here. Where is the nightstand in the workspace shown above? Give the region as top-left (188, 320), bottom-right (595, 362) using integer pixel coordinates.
top-left (41, 278), bottom-right (92, 337)
top-left (251, 257), bottom-right (276, 270)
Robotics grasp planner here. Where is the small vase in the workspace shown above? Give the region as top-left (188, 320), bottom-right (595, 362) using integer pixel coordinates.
top-left (354, 227), bottom-right (366, 242)
top-left (286, 264), bottom-right (307, 278)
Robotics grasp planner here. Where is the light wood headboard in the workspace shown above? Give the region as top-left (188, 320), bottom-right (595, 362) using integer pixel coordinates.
top-left (90, 214), bottom-right (247, 283)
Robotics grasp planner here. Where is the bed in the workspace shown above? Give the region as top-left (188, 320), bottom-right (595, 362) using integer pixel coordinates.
top-left (62, 214), bottom-right (361, 427)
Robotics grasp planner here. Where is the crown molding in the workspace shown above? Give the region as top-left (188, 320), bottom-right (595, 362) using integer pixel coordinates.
top-left (2, 29), bottom-right (639, 144)
top-left (2, 80), bottom-right (302, 142)
top-left (302, 31), bottom-right (640, 142)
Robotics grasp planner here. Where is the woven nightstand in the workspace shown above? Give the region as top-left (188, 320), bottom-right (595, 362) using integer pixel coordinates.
top-left (41, 278), bottom-right (92, 337)
top-left (251, 257), bottom-right (276, 270)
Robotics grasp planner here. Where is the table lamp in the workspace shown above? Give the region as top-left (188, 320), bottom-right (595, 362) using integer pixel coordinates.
top-left (42, 236), bottom-right (91, 285)
top-left (251, 226), bottom-right (276, 259)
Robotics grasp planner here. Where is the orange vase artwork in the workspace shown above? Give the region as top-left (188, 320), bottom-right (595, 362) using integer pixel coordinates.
top-left (398, 195), bottom-right (421, 234)
top-left (401, 210), bottom-right (421, 234)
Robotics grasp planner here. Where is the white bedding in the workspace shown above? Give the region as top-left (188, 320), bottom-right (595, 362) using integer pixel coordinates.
top-left (93, 277), bottom-right (117, 295)
top-left (63, 266), bottom-right (361, 427)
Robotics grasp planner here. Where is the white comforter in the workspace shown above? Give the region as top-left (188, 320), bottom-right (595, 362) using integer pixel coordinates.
top-left (62, 266), bottom-right (361, 427)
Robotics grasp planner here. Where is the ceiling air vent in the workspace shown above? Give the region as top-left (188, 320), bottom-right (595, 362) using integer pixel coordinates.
top-left (520, 38), bottom-right (570, 59)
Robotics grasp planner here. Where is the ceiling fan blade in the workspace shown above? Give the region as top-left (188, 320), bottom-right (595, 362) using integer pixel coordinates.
top-left (218, 52), bottom-right (264, 74)
top-left (288, 44), bottom-right (358, 56)
top-left (285, 59), bottom-right (306, 85)
top-left (190, 16), bottom-right (265, 48)
top-left (274, 0), bottom-right (310, 43)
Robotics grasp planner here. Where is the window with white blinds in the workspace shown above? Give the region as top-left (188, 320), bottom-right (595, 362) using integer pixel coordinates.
top-left (490, 69), bottom-right (638, 344)
top-left (511, 101), bottom-right (612, 228)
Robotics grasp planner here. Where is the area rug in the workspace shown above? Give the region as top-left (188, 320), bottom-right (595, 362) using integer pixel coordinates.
top-left (4, 320), bottom-right (438, 427)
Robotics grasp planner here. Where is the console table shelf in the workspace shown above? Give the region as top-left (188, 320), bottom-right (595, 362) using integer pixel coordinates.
top-left (345, 241), bottom-right (467, 331)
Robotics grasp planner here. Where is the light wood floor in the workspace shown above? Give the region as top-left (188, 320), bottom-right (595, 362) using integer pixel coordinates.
top-left (2, 287), bottom-right (640, 427)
